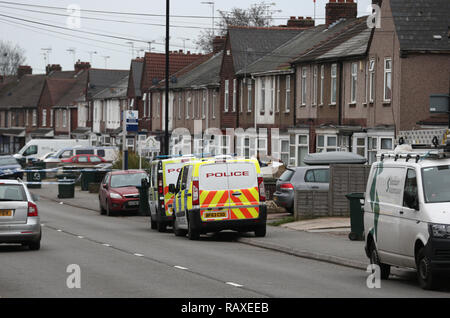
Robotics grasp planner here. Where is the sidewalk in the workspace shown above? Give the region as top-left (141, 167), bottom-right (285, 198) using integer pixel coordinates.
top-left (30, 185), bottom-right (369, 270)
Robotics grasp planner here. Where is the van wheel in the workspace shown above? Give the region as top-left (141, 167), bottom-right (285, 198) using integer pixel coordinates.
top-left (369, 243), bottom-right (390, 280)
top-left (157, 221), bottom-right (167, 233)
top-left (150, 216), bottom-right (157, 230)
top-left (254, 225), bottom-right (266, 237)
top-left (188, 220), bottom-right (200, 241)
top-left (417, 248), bottom-right (438, 290)
top-left (173, 217), bottom-right (187, 237)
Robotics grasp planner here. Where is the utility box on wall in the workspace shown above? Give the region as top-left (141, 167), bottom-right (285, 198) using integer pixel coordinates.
top-left (430, 94), bottom-right (449, 114)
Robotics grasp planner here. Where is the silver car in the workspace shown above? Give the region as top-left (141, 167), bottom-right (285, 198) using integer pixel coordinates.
top-left (273, 166), bottom-right (330, 213)
top-left (0, 179), bottom-right (41, 250)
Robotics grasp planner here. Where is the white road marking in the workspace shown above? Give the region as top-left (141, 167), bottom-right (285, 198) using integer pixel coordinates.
top-left (226, 282), bottom-right (244, 288)
top-left (57, 229), bottom-right (62, 232)
top-left (134, 253), bottom-right (144, 257)
top-left (77, 236), bottom-right (84, 239)
top-left (174, 266), bottom-right (188, 270)
top-left (102, 244), bottom-right (111, 247)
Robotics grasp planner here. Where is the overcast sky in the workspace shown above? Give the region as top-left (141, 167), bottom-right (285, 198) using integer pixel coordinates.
top-left (0, 0), bottom-right (372, 73)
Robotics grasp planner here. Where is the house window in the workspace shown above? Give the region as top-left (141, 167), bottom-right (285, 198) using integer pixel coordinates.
top-left (202, 90), bottom-right (207, 119)
top-left (320, 65), bottom-right (324, 105)
top-left (301, 67), bottom-right (307, 106)
top-left (317, 135), bottom-right (338, 152)
top-left (224, 80), bottom-right (229, 112)
top-left (270, 77), bottom-right (275, 114)
top-left (50, 109), bottom-right (54, 127)
top-left (384, 58), bottom-right (392, 102)
top-left (276, 77), bottom-right (280, 113)
top-left (260, 78), bottom-right (266, 113)
top-left (296, 135), bottom-right (309, 166)
top-left (368, 136), bottom-right (394, 164)
top-left (212, 91), bottom-right (216, 119)
top-left (232, 79), bottom-right (237, 112)
top-left (178, 93), bottom-right (182, 120)
top-left (369, 59), bottom-right (375, 103)
top-left (247, 80), bottom-right (253, 112)
top-left (355, 137), bottom-right (366, 157)
top-left (62, 109), bottom-right (67, 128)
top-left (240, 80), bottom-right (244, 113)
top-left (280, 138), bottom-right (290, 165)
top-left (351, 62), bottom-right (358, 104)
top-left (313, 66), bottom-right (318, 106)
top-left (186, 92), bottom-right (190, 119)
top-left (285, 75), bottom-right (291, 112)
top-left (331, 64), bottom-right (337, 105)
top-left (42, 109), bottom-right (47, 127)
top-left (32, 110), bottom-right (37, 127)
top-left (157, 96), bottom-right (160, 118)
top-left (25, 110), bottom-right (29, 126)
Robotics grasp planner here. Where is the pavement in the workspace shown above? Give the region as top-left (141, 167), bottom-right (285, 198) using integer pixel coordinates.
top-left (30, 184), bottom-right (369, 271)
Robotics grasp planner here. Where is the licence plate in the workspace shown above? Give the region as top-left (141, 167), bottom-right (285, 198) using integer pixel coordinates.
top-left (128, 201), bottom-right (139, 206)
top-left (204, 212), bottom-right (227, 219)
top-left (0, 210), bottom-right (13, 217)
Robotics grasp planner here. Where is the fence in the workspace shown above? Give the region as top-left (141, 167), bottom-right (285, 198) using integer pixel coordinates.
top-left (294, 164), bottom-right (371, 220)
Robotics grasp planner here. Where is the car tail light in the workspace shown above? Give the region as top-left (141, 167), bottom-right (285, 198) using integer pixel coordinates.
top-left (280, 183), bottom-right (294, 190)
top-left (28, 202), bottom-right (38, 217)
top-left (258, 177), bottom-right (266, 202)
top-left (158, 178), bottom-right (163, 195)
top-left (192, 180), bottom-right (199, 206)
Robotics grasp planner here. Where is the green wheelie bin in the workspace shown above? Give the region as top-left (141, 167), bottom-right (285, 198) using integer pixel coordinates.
top-left (57, 174), bottom-right (76, 199)
top-left (137, 178), bottom-right (150, 216)
top-left (81, 169), bottom-right (96, 191)
top-left (345, 193), bottom-right (365, 241)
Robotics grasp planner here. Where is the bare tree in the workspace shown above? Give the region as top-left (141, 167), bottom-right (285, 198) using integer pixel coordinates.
top-left (195, 2), bottom-right (277, 53)
top-left (0, 41), bottom-right (26, 76)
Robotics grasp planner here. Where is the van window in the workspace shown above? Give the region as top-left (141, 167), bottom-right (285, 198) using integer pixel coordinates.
top-left (97, 149), bottom-right (106, 157)
top-left (76, 149), bottom-right (94, 155)
top-left (422, 165), bottom-right (450, 203)
top-left (23, 145), bottom-right (38, 156)
top-left (403, 169), bottom-right (418, 207)
top-left (181, 166), bottom-right (190, 190)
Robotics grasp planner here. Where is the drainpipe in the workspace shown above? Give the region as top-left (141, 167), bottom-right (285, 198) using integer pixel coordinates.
top-left (338, 61), bottom-right (343, 126)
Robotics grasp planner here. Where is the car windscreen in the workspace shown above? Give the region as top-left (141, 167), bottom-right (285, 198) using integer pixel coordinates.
top-left (110, 173), bottom-right (148, 188)
top-left (422, 165), bottom-right (450, 203)
top-left (279, 169), bottom-right (295, 182)
top-left (0, 184), bottom-right (27, 201)
top-left (0, 157), bottom-right (19, 166)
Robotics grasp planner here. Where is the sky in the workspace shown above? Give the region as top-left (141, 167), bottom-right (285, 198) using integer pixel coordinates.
top-left (0, 0), bottom-right (372, 74)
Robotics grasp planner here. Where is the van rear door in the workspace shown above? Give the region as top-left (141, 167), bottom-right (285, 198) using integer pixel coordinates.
top-left (198, 163), bottom-right (230, 221)
top-left (227, 161), bottom-right (260, 220)
top-left (163, 162), bottom-right (184, 216)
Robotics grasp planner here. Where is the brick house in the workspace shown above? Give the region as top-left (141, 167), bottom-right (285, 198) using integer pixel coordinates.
top-left (218, 25), bottom-right (307, 157)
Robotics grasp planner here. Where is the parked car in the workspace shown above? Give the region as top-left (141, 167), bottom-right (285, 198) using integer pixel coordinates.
top-left (98, 170), bottom-right (148, 216)
top-left (45, 146), bottom-right (118, 165)
top-left (60, 154), bottom-right (106, 167)
top-left (273, 166), bottom-right (330, 213)
top-left (0, 179), bottom-right (41, 250)
top-left (0, 156), bottom-right (24, 180)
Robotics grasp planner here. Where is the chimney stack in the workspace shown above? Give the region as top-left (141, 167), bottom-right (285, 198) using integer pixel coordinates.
top-left (212, 36), bottom-right (226, 54)
top-left (18, 65), bottom-right (32, 78)
top-left (286, 16), bottom-right (315, 28)
top-left (45, 64), bottom-right (62, 75)
top-left (74, 60), bottom-right (91, 73)
top-left (326, 0), bottom-right (357, 27)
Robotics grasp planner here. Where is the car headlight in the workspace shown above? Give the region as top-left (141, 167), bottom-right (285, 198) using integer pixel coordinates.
top-left (429, 223), bottom-right (450, 238)
top-left (110, 192), bottom-right (122, 199)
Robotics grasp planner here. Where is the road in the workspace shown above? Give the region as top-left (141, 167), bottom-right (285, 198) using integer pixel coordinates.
top-left (0, 197), bottom-right (448, 298)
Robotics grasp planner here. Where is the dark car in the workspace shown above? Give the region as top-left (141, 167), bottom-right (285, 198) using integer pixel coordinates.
top-left (273, 166), bottom-right (330, 213)
top-left (0, 156), bottom-right (24, 180)
top-left (98, 170), bottom-right (149, 216)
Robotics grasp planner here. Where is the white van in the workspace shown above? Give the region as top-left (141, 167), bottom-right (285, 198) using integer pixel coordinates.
top-left (364, 144), bottom-right (450, 290)
top-left (14, 139), bottom-right (90, 162)
top-left (45, 146), bottom-right (118, 164)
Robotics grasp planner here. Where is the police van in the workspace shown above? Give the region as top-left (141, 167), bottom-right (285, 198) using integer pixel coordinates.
top-left (364, 143), bottom-right (450, 290)
top-left (148, 156), bottom-right (197, 232)
top-left (169, 158), bottom-right (267, 240)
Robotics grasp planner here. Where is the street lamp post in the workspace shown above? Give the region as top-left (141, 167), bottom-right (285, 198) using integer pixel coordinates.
top-left (164, 0), bottom-right (170, 155)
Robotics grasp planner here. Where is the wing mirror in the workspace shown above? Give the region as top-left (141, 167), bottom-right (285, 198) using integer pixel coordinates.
top-left (168, 184), bottom-right (177, 194)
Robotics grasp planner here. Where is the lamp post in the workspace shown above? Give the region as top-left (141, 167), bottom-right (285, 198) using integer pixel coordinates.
top-left (201, 1), bottom-right (215, 36)
top-left (164, 0), bottom-right (170, 155)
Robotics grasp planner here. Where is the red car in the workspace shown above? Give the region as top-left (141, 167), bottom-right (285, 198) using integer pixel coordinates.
top-left (61, 154), bottom-right (106, 166)
top-left (98, 170), bottom-right (149, 216)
